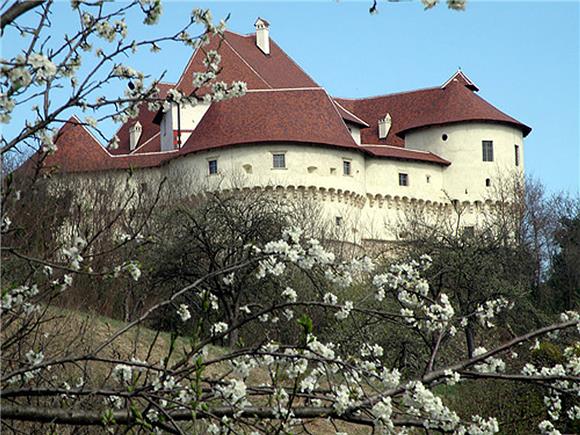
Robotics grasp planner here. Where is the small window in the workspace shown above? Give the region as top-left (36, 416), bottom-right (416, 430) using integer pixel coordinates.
top-left (485, 178), bottom-right (491, 187)
top-left (464, 226), bottom-right (475, 238)
top-left (343, 160), bottom-right (351, 176)
top-left (330, 167), bottom-right (337, 175)
top-left (272, 153), bottom-right (286, 169)
top-left (398, 231), bottom-right (409, 240)
top-left (482, 140), bottom-right (494, 162)
top-left (442, 133), bottom-right (448, 141)
top-left (243, 164), bottom-right (253, 174)
top-left (399, 173), bottom-right (409, 186)
top-left (335, 216), bottom-right (343, 227)
top-left (208, 159), bottom-right (218, 175)
top-left (426, 175), bottom-right (431, 184)
top-left (514, 145), bottom-right (520, 166)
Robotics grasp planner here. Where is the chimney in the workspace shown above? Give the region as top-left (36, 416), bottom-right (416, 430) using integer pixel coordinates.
top-left (254, 17), bottom-right (270, 55)
top-left (378, 113), bottom-right (392, 139)
top-left (129, 121), bottom-right (142, 151)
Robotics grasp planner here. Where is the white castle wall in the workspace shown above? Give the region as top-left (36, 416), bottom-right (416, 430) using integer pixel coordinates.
top-left (64, 121), bottom-right (524, 244)
top-left (405, 122), bottom-right (524, 201)
top-left (157, 120), bottom-right (524, 241)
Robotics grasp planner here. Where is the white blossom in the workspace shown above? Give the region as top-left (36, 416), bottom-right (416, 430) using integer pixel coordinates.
top-left (222, 272), bottom-right (235, 286)
top-left (26, 350), bottom-right (44, 366)
top-left (123, 261), bottom-right (141, 281)
top-left (472, 347), bottom-right (505, 374)
top-left (281, 287), bottom-right (297, 303)
top-left (62, 237), bottom-right (86, 270)
top-left (217, 379), bottom-right (250, 409)
top-left (538, 420), bottom-right (562, 435)
top-left (443, 369), bottom-right (461, 385)
top-left (177, 304), bottom-right (191, 322)
top-left (335, 301), bottom-right (353, 320)
top-left (323, 292), bottom-right (338, 305)
top-left (84, 116), bottom-right (98, 128)
top-left (211, 322), bottom-right (228, 336)
top-left (112, 364), bottom-right (133, 384)
top-left (29, 53), bottom-right (57, 81)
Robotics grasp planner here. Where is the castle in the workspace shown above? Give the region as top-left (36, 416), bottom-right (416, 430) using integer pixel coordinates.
top-left (32, 18), bottom-right (530, 242)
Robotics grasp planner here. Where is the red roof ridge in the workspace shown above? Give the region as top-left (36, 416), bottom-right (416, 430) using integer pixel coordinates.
top-left (333, 100), bottom-right (369, 127)
top-left (246, 87), bottom-right (323, 93)
top-left (361, 145), bottom-right (451, 166)
top-left (174, 31), bottom-right (240, 90)
top-left (225, 29), bottom-right (251, 37)
top-left (222, 37), bottom-right (273, 88)
top-left (175, 43), bottom-right (203, 90)
top-left (322, 89), bottom-right (359, 144)
top-left (441, 69), bottom-right (479, 91)
top-left (110, 147), bottom-right (180, 158)
top-left (269, 38), bottom-right (321, 91)
top-left (335, 86), bottom-right (441, 102)
top-left (128, 131), bottom-right (160, 154)
top-left (63, 115), bottom-right (113, 157)
top-left (322, 88), bottom-right (358, 146)
top-left (225, 31), bottom-right (321, 89)
top-left (362, 143), bottom-right (434, 155)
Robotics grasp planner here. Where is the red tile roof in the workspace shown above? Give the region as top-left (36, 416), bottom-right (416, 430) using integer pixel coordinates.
top-left (362, 145), bottom-right (450, 166)
top-left (175, 30), bottom-right (319, 97)
top-left (336, 73), bottom-right (531, 146)
top-left (333, 100), bottom-right (369, 127)
top-left (442, 70), bottom-right (479, 91)
top-left (180, 88), bottom-right (357, 152)
top-left (25, 28), bottom-right (530, 175)
top-left (219, 32), bottom-right (319, 89)
top-left (22, 117), bottom-right (175, 174)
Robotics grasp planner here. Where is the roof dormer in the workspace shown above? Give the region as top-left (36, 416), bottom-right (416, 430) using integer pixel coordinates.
top-left (254, 17), bottom-right (270, 55)
top-left (129, 121), bottom-right (142, 151)
top-left (378, 113), bottom-right (392, 139)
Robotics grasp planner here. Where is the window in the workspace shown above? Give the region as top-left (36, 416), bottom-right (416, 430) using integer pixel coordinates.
top-left (399, 173), bottom-right (409, 186)
top-left (398, 231), bottom-right (409, 240)
top-left (208, 159), bottom-right (218, 175)
top-left (343, 160), bottom-right (351, 176)
top-left (515, 145), bottom-right (520, 166)
top-left (330, 167), bottom-right (337, 175)
top-left (272, 153), bottom-right (286, 169)
top-left (335, 216), bottom-right (343, 227)
top-left (482, 140), bottom-right (494, 162)
top-left (442, 133), bottom-right (448, 141)
top-left (426, 175), bottom-right (431, 184)
top-left (485, 178), bottom-right (491, 187)
top-left (464, 226), bottom-right (475, 238)
top-left (242, 164), bottom-right (252, 174)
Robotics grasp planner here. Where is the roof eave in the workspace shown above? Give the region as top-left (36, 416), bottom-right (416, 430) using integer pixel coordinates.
top-left (396, 119), bottom-right (532, 139)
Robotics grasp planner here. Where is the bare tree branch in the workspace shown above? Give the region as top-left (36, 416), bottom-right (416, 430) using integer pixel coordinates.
top-left (0, 0), bottom-right (45, 32)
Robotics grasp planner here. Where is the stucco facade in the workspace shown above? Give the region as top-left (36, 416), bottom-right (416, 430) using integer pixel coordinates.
top-left (137, 121), bottom-right (524, 242)
top-left (29, 19), bottom-right (531, 243)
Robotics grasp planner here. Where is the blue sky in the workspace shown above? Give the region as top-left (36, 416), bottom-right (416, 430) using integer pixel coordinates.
top-left (4, 1), bottom-right (579, 193)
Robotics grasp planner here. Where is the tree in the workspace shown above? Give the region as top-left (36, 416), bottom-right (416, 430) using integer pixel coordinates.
top-left (369, 0), bottom-right (467, 14)
top-left (392, 195), bottom-right (536, 359)
top-left (548, 205), bottom-right (580, 311)
top-left (0, 0), bottom-right (245, 163)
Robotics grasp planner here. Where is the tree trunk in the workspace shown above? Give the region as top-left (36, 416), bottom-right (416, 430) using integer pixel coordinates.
top-left (465, 322), bottom-right (475, 359)
top-left (227, 313), bottom-right (239, 348)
